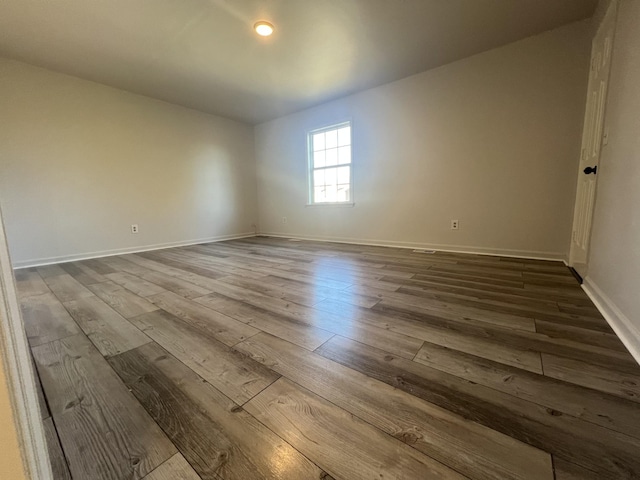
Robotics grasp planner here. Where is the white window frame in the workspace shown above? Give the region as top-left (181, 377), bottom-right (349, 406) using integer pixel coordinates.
top-left (307, 121), bottom-right (354, 206)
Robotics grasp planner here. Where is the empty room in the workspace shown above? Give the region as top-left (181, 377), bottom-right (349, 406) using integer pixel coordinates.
top-left (1, 0), bottom-right (639, 479)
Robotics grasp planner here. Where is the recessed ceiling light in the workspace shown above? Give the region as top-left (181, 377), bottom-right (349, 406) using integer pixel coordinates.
top-left (254, 21), bottom-right (274, 37)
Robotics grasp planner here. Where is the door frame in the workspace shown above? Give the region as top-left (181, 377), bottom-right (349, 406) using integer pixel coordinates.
top-left (0, 203), bottom-right (52, 480)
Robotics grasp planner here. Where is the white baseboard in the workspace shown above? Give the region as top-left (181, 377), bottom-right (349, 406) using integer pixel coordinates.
top-left (582, 277), bottom-right (640, 366)
top-left (258, 232), bottom-right (566, 262)
top-left (12, 232), bottom-right (257, 269)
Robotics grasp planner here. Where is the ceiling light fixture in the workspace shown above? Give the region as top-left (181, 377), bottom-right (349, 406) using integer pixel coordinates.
top-left (254, 21), bottom-right (274, 36)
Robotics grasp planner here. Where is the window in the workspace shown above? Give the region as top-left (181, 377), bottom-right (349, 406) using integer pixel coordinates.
top-left (308, 121), bottom-right (352, 204)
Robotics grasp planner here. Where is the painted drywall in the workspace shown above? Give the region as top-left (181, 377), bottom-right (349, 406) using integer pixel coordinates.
top-left (255, 21), bottom-right (591, 259)
top-left (584, 0), bottom-right (640, 354)
top-left (0, 354), bottom-right (27, 480)
top-left (0, 58), bottom-right (257, 267)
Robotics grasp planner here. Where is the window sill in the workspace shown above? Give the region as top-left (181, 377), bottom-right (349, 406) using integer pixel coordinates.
top-left (305, 202), bottom-right (355, 208)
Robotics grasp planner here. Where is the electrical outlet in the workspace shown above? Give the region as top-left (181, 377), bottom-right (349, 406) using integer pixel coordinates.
top-left (282, 217), bottom-right (287, 224)
top-left (451, 219), bottom-right (459, 230)
top-left (131, 224), bottom-right (139, 234)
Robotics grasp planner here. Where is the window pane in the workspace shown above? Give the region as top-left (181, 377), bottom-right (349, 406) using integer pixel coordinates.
top-left (338, 146), bottom-right (351, 164)
top-left (324, 184), bottom-right (338, 202)
top-left (314, 169), bottom-right (325, 187)
top-left (337, 185), bottom-right (350, 202)
top-left (313, 133), bottom-right (325, 151)
top-left (337, 166), bottom-right (350, 184)
top-left (314, 187), bottom-right (326, 203)
top-left (325, 129), bottom-right (338, 149)
top-left (314, 150), bottom-right (326, 168)
top-left (323, 167), bottom-right (338, 188)
top-left (325, 148), bottom-right (338, 167)
top-left (338, 126), bottom-right (351, 146)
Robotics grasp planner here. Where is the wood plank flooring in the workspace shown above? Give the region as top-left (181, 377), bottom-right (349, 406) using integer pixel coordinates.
top-left (16, 237), bottom-right (640, 480)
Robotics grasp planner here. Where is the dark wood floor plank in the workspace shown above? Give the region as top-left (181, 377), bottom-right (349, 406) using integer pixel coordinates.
top-left (20, 292), bottom-right (81, 346)
top-left (108, 257), bottom-right (212, 299)
top-left (134, 269), bottom-right (211, 299)
top-left (70, 261), bottom-right (109, 284)
top-left (43, 417), bottom-right (72, 480)
top-left (59, 261), bottom-right (107, 286)
top-left (409, 272), bottom-right (593, 306)
top-left (310, 257), bottom-right (416, 278)
top-left (80, 258), bottom-right (117, 275)
top-left (276, 261), bottom-right (407, 291)
top-left (522, 272), bottom-right (582, 288)
top-left (161, 250), bottom-right (267, 280)
top-left (14, 269), bottom-right (50, 299)
top-left (245, 378), bottom-right (466, 480)
top-left (221, 243), bottom-right (318, 266)
top-left (160, 249), bottom-right (271, 280)
top-left (553, 458), bottom-right (601, 480)
top-left (195, 292), bottom-right (335, 350)
top-left (216, 274), bottom-right (326, 308)
top-left (197, 242), bottom-right (297, 266)
top-left (414, 270), bottom-right (526, 288)
top-left (121, 253), bottom-right (216, 277)
top-left (393, 283), bottom-right (601, 325)
top-left (349, 285), bottom-right (538, 332)
top-left (135, 251), bottom-right (227, 280)
top-left (414, 342), bottom-right (640, 438)
top-left (148, 291), bottom-right (259, 347)
top-left (373, 300), bottom-right (638, 374)
top-left (523, 283), bottom-right (592, 301)
top-left (236, 332), bottom-right (552, 480)
top-left (194, 284), bottom-right (423, 359)
top-left (260, 273), bottom-right (381, 308)
top-left (362, 280), bottom-right (610, 333)
top-left (33, 333), bottom-right (176, 480)
top-left (542, 353), bottom-right (640, 403)
top-left (109, 342), bottom-right (325, 480)
top-left (43, 273), bottom-right (95, 303)
top-left (426, 263), bottom-right (524, 280)
top-left (36, 264), bottom-right (67, 278)
top-left (125, 253), bottom-right (261, 297)
top-left (141, 454), bottom-right (201, 480)
top-left (557, 302), bottom-right (605, 319)
top-left (374, 301), bottom-right (543, 372)
top-left (534, 319), bottom-right (626, 352)
top-left (396, 279), bottom-right (559, 310)
top-left (190, 244), bottom-right (297, 271)
top-left (128, 310), bottom-right (277, 404)
top-left (105, 271), bottom-right (167, 297)
top-left (266, 268), bottom-right (354, 290)
top-left (64, 296), bottom-right (151, 357)
top-left (30, 352), bottom-right (51, 420)
top-left (315, 335), bottom-right (640, 479)
top-left (87, 280), bottom-right (160, 318)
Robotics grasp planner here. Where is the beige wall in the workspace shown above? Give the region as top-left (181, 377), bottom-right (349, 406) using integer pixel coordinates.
top-left (255, 21), bottom-right (591, 259)
top-left (0, 354), bottom-right (27, 480)
top-left (0, 58), bottom-right (258, 267)
top-left (585, 0), bottom-right (640, 348)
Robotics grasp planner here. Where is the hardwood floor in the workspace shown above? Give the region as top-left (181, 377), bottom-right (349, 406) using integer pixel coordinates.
top-left (16, 237), bottom-right (640, 479)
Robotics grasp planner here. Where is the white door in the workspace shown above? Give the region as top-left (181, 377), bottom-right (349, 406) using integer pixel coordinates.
top-left (569, 1), bottom-right (618, 278)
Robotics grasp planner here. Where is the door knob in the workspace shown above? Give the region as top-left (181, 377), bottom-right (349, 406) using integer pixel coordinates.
top-left (584, 166), bottom-right (598, 175)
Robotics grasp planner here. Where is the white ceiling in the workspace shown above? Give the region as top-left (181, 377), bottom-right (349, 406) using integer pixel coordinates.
top-left (0, 0), bottom-right (597, 124)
